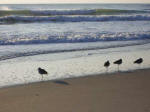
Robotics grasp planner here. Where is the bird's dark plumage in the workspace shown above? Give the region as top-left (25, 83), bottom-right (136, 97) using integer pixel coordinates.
top-left (104, 61), bottom-right (110, 68)
top-left (113, 59), bottom-right (122, 71)
top-left (38, 67), bottom-right (48, 75)
top-left (114, 59), bottom-right (122, 65)
top-left (134, 58), bottom-right (143, 64)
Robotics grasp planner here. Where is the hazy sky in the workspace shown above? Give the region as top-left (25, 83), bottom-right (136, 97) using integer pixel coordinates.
top-left (0, 0), bottom-right (150, 4)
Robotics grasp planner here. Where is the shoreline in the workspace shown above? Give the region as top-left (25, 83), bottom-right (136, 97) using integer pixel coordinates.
top-left (0, 68), bottom-right (150, 112)
top-left (0, 67), bottom-right (149, 89)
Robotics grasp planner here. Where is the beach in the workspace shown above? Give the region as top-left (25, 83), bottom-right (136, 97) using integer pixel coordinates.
top-left (0, 4), bottom-right (150, 112)
top-left (0, 69), bottom-right (150, 112)
top-left (0, 4), bottom-right (150, 87)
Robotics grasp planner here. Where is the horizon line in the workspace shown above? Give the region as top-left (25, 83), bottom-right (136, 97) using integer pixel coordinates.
top-left (0, 3), bottom-right (150, 4)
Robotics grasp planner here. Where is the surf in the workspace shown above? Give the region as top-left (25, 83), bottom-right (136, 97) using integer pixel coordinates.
top-left (0, 31), bottom-right (150, 45)
top-left (0, 14), bottom-right (150, 24)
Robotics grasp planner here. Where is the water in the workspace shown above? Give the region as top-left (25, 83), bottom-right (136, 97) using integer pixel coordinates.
top-left (0, 4), bottom-right (150, 11)
top-left (0, 4), bottom-right (150, 87)
top-left (0, 4), bottom-right (150, 45)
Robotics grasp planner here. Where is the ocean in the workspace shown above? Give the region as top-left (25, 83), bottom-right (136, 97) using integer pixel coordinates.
top-left (0, 4), bottom-right (150, 87)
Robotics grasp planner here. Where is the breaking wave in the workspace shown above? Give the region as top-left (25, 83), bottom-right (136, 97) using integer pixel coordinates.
top-left (0, 14), bottom-right (150, 24)
top-left (0, 32), bottom-right (150, 45)
top-left (0, 8), bottom-right (148, 24)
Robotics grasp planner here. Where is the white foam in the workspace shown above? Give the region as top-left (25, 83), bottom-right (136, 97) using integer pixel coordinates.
top-left (0, 31), bottom-right (150, 45)
top-left (0, 43), bottom-right (150, 88)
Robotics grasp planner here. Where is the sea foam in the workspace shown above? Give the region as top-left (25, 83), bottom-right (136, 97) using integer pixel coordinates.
top-left (0, 31), bottom-right (150, 45)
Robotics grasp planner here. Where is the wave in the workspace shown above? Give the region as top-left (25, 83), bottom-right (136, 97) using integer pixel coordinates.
top-left (0, 14), bottom-right (150, 24)
top-left (0, 39), bottom-right (150, 61)
top-left (32, 9), bottom-right (143, 15)
top-left (0, 9), bottom-right (145, 17)
top-left (0, 32), bottom-right (150, 45)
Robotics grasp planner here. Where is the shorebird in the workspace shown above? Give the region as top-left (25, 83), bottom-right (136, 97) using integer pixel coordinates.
top-left (113, 59), bottom-right (122, 71)
top-left (104, 60), bottom-right (110, 72)
top-left (38, 67), bottom-right (48, 80)
top-left (134, 58), bottom-right (143, 68)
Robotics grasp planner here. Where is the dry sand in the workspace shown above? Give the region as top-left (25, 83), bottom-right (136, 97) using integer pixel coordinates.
top-left (0, 69), bottom-right (150, 112)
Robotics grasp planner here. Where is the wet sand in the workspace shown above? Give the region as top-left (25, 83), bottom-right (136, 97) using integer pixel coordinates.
top-left (0, 69), bottom-right (150, 112)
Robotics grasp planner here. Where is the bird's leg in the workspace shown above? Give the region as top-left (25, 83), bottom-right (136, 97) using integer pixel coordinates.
top-left (118, 65), bottom-right (119, 72)
top-left (42, 75), bottom-right (43, 81)
top-left (106, 67), bottom-right (108, 73)
top-left (139, 64), bottom-right (141, 69)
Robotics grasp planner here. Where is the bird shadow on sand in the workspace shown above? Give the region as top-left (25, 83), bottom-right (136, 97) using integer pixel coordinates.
top-left (118, 71), bottom-right (133, 74)
top-left (52, 80), bottom-right (70, 85)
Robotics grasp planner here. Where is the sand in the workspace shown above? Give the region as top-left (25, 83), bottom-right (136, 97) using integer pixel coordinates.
top-left (0, 69), bottom-right (150, 112)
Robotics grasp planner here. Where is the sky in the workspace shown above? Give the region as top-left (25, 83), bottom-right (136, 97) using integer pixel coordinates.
top-left (0, 0), bottom-right (150, 4)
